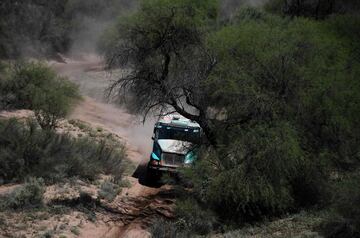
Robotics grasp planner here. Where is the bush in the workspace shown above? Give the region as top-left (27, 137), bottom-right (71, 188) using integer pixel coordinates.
top-left (322, 174), bottom-right (360, 238)
top-left (183, 123), bottom-right (326, 223)
top-left (0, 61), bottom-right (80, 129)
top-left (175, 198), bottom-right (217, 235)
top-left (98, 180), bottom-right (120, 202)
top-left (218, 210), bottom-right (324, 238)
top-left (264, 0), bottom-right (360, 18)
top-left (185, 11), bottom-right (359, 225)
top-left (149, 197), bottom-right (216, 237)
top-left (150, 219), bottom-right (188, 238)
top-left (290, 160), bottom-right (330, 208)
top-left (0, 118), bottom-right (126, 184)
top-left (263, 0), bottom-right (284, 15)
top-left (1, 178), bottom-right (45, 210)
top-left (231, 6), bottom-right (268, 23)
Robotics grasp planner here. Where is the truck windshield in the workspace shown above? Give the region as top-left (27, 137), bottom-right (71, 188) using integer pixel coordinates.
top-left (156, 126), bottom-right (200, 144)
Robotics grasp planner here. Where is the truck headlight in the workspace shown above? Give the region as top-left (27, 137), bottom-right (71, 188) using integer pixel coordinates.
top-left (184, 151), bottom-right (195, 164)
top-left (151, 152), bottom-right (160, 161)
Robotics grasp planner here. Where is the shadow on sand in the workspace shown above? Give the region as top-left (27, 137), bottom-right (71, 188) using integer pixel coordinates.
top-left (132, 161), bottom-right (163, 188)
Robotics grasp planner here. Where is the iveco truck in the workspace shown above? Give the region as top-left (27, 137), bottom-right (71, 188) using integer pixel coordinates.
top-left (147, 114), bottom-right (201, 176)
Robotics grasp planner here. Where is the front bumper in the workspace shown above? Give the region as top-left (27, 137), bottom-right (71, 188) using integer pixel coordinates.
top-left (148, 164), bottom-right (178, 172)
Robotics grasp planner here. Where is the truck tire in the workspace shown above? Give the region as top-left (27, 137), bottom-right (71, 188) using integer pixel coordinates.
top-left (146, 165), bottom-right (160, 183)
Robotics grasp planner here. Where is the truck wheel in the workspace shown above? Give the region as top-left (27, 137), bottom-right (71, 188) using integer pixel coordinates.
top-left (146, 165), bottom-right (160, 183)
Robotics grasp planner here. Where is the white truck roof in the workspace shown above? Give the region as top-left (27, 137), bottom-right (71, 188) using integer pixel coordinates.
top-left (157, 114), bottom-right (200, 128)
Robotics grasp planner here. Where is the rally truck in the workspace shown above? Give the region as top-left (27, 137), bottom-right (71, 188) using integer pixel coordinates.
top-left (147, 114), bottom-right (201, 177)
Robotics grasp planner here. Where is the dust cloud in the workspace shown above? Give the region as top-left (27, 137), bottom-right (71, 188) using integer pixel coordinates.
top-left (55, 0), bottom-right (258, 159)
top-left (52, 57), bottom-right (155, 160)
top-left (51, 0), bottom-right (157, 160)
top-left (68, 0), bottom-right (138, 58)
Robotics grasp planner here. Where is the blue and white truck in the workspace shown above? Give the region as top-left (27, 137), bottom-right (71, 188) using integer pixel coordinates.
top-left (147, 114), bottom-right (201, 177)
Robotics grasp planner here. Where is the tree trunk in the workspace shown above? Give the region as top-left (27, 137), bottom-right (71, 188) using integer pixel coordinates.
top-left (159, 53), bottom-right (218, 147)
top-left (198, 118), bottom-right (217, 147)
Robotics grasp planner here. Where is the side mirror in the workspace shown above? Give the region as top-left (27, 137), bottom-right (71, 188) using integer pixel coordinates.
top-left (151, 136), bottom-right (155, 140)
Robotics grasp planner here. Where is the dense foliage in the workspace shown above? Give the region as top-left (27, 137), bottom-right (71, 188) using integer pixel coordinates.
top-left (0, 119), bottom-right (126, 184)
top-left (322, 173), bottom-right (360, 238)
top-left (265, 0), bottom-right (360, 18)
top-left (194, 10), bottom-right (360, 221)
top-left (102, 0), bottom-right (360, 235)
top-left (100, 0), bottom-right (220, 144)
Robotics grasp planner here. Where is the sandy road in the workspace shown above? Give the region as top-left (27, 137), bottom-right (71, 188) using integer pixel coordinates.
top-left (51, 56), bottom-right (155, 161)
top-left (51, 56), bottom-right (174, 238)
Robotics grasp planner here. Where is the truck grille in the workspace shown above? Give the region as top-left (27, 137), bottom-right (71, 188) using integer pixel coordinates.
top-left (162, 153), bottom-right (184, 166)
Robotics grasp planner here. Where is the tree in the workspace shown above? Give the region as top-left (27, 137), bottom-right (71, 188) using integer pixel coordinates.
top-left (173, 9), bottom-right (359, 223)
top-left (32, 76), bottom-right (80, 130)
top-left (103, 0), bottom-right (360, 225)
top-left (104, 0), bottom-right (219, 145)
top-left (0, 62), bottom-right (80, 130)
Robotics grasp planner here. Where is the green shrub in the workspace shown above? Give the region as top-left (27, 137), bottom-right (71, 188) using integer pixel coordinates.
top-left (231, 6), bottom-right (268, 23)
top-left (322, 174), bottom-right (360, 238)
top-left (150, 219), bottom-right (187, 238)
top-left (0, 62), bottom-right (11, 109)
top-left (42, 230), bottom-right (55, 238)
top-left (0, 61), bottom-right (80, 129)
top-left (264, 0), bottom-right (360, 18)
top-left (68, 119), bottom-right (93, 132)
top-left (117, 178), bottom-right (131, 188)
top-left (175, 198), bottom-right (216, 235)
top-left (98, 180), bottom-right (120, 202)
top-left (183, 11), bottom-right (359, 225)
top-left (290, 160), bottom-right (330, 208)
top-left (0, 118), bottom-right (126, 184)
top-left (70, 226), bottom-right (80, 236)
top-left (179, 123), bottom-right (331, 228)
top-left (185, 124), bottom-right (305, 222)
top-left (219, 211), bottom-right (325, 238)
top-left (149, 197), bottom-right (216, 237)
top-left (263, 0), bottom-right (284, 15)
top-left (2, 178), bottom-right (45, 210)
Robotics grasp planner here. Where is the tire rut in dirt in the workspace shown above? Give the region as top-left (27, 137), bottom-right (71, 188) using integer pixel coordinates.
top-left (106, 189), bottom-right (176, 226)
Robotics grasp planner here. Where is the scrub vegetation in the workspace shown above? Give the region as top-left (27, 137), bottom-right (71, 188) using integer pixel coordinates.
top-left (0, 0), bottom-right (359, 237)
top-left (0, 118), bottom-right (126, 185)
top-left (0, 61), bottom-right (80, 129)
top-left (0, 52), bottom-right (126, 191)
top-left (0, 59), bottom-right (127, 236)
top-left (101, 0), bottom-right (360, 237)
top-left (0, 178), bottom-right (45, 210)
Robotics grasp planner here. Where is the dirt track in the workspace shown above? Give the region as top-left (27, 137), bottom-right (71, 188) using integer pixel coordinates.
top-left (51, 56), bottom-right (175, 238)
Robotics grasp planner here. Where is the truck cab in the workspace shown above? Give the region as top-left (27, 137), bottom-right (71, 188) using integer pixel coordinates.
top-left (147, 114), bottom-right (201, 175)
